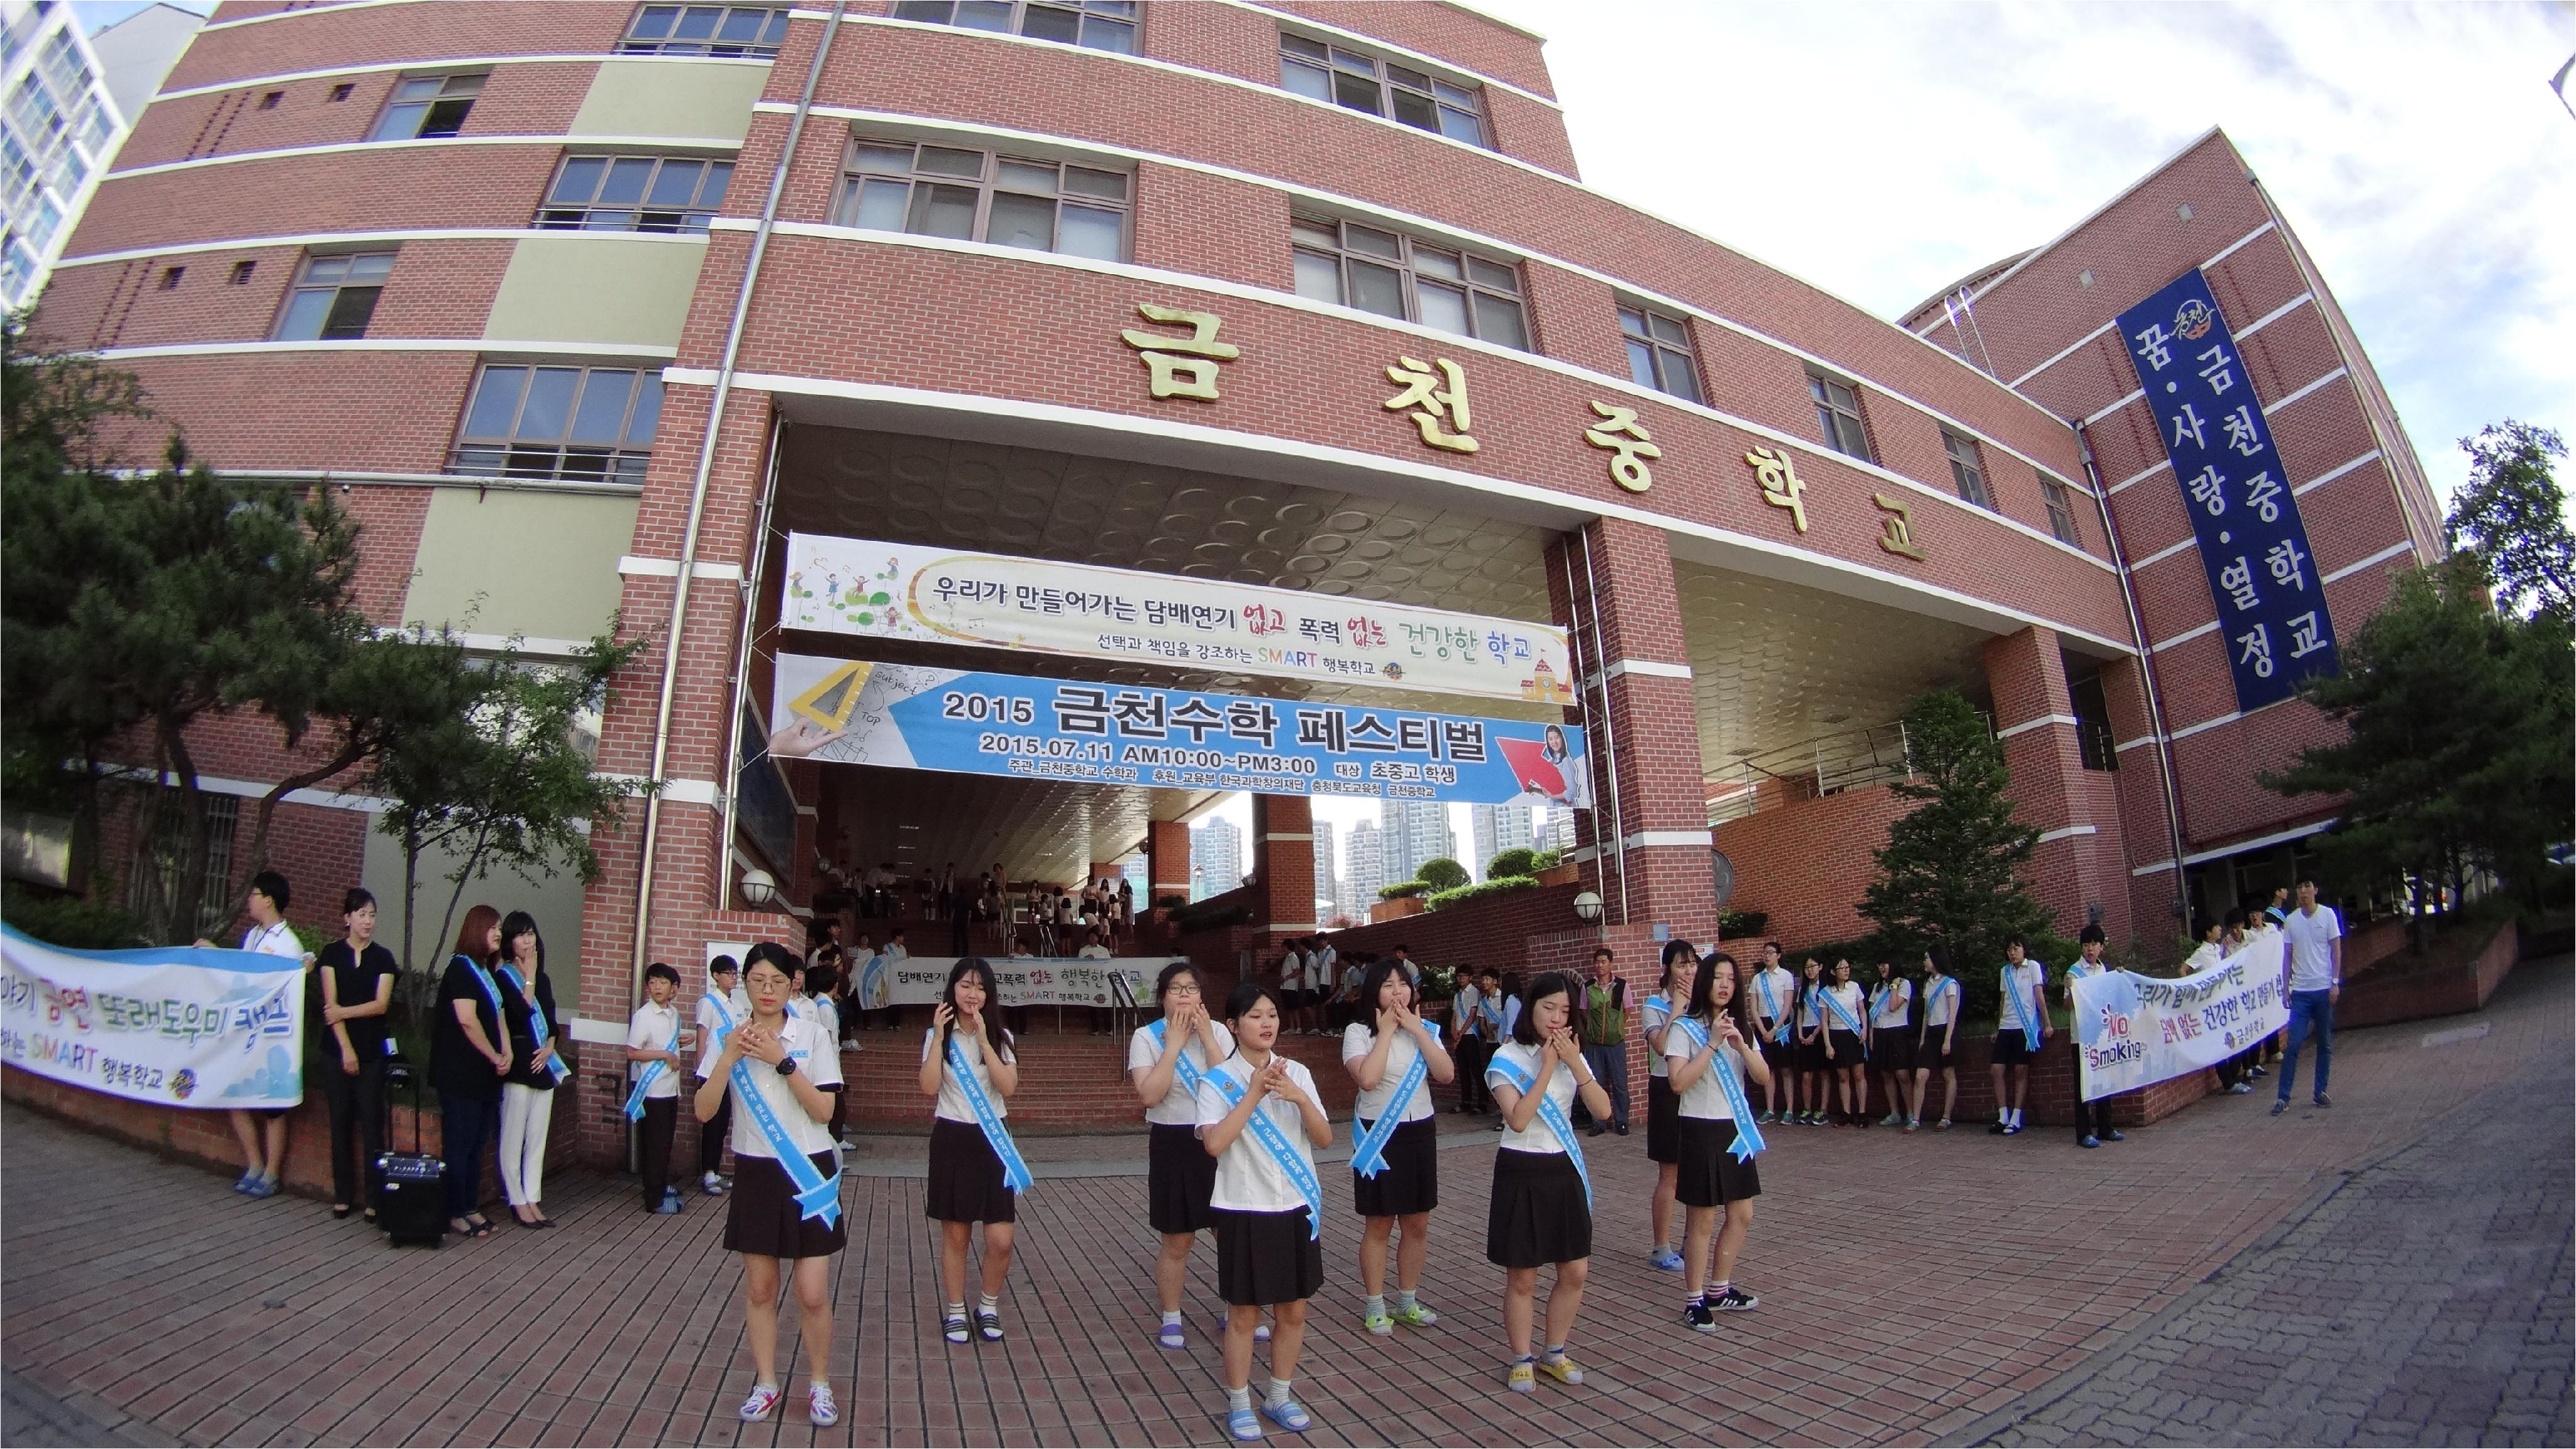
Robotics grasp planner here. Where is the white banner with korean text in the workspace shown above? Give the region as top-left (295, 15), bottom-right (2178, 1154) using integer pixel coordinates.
top-left (2070, 935), bottom-right (2289, 1101)
top-left (866, 955), bottom-right (1157, 1011)
top-left (0, 925), bottom-right (307, 1108)
top-left (780, 533), bottom-right (1574, 705)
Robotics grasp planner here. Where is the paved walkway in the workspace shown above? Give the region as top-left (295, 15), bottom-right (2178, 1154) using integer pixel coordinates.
top-left (5, 956), bottom-right (2567, 1447)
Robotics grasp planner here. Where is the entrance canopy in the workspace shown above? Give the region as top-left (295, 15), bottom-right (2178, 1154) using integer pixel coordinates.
top-left (815, 762), bottom-right (1208, 888)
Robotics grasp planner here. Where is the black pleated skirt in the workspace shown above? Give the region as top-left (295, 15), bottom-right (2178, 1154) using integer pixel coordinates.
top-left (723, 1150), bottom-right (847, 1259)
top-left (1146, 1121), bottom-right (1217, 1235)
top-left (1213, 1207), bottom-right (1324, 1306)
top-left (925, 1117), bottom-right (1018, 1224)
top-left (1674, 1118), bottom-right (1763, 1208)
top-left (1872, 1031), bottom-right (1915, 1073)
top-left (1797, 1036), bottom-right (1829, 1073)
top-left (1645, 1074), bottom-right (1681, 1163)
top-left (1485, 1147), bottom-right (1592, 1269)
top-left (1827, 1029), bottom-right (1865, 1065)
top-left (1350, 1115), bottom-right (1438, 1217)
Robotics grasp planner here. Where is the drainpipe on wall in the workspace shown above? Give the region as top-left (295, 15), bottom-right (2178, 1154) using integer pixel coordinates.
top-left (2077, 423), bottom-right (2192, 934)
top-left (628, 2), bottom-right (847, 1001)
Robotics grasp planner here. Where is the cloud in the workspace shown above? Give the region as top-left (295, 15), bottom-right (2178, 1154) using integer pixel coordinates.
top-left (1472, 0), bottom-right (2573, 509)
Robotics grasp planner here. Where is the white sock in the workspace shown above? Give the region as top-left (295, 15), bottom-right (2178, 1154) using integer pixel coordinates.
top-left (1226, 1386), bottom-right (1252, 1414)
top-left (1391, 1287), bottom-right (1417, 1313)
top-left (1997, 1107), bottom-right (2010, 1124)
top-left (979, 1292), bottom-right (1000, 1316)
top-left (1160, 1309), bottom-right (1182, 1328)
top-left (1265, 1377), bottom-right (1293, 1407)
top-left (943, 1300), bottom-right (965, 1321)
top-left (1363, 1293), bottom-right (1386, 1319)
top-left (2009, 1108), bottom-right (2023, 1128)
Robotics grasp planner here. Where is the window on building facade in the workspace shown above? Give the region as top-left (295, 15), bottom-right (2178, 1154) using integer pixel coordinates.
top-left (1618, 303), bottom-right (1699, 404)
top-left (367, 72), bottom-right (484, 142)
top-left (272, 251), bottom-right (392, 340)
top-left (1809, 370), bottom-right (1872, 461)
top-left (228, 258), bottom-right (255, 284)
top-left (1279, 33), bottom-right (1485, 147)
top-left (126, 791), bottom-right (240, 938)
top-left (889, 1), bottom-right (1137, 55)
top-left (833, 140), bottom-right (1128, 260)
top-left (536, 154), bottom-right (735, 232)
top-left (619, 4), bottom-right (792, 57)
top-left (156, 265), bottom-right (182, 289)
top-left (2067, 662), bottom-right (2117, 772)
top-left (2041, 479), bottom-right (2083, 548)
top-left (1291, 215), bottom-right (1526, 348)
top-left (452, 364), bottom-right (665, 484)
top-left (1943, 430), bottom-right (1991, 509)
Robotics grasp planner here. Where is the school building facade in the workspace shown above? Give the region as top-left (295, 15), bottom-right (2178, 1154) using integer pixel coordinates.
top-left (33, 0), bottom-right (2440, 1157)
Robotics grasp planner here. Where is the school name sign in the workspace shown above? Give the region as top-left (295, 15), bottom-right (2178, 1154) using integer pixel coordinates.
top-left (2070, 935), bottom-right (2289, 1102)
top-left (0, 925), bottom-right (308, 1109)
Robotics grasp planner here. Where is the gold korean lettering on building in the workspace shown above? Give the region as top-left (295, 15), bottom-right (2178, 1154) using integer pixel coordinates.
top-left (1745, 447), bottom-right (1809, 533)
top-left (1583, 401), bottom-right (1659, 492)
top-left (1120, 303), bottom-right (1238, 402)
top-left (1873, 492), bottom-right (1926, 560)
top-left (1383, 356), bottom-right (1477, 453)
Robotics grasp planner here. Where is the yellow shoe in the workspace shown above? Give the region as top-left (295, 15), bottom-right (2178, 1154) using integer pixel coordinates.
top-left (1505, 1362), bottom-right (1536, 1394)
top-left (1536, 1353), bottom-right (1584, 1385)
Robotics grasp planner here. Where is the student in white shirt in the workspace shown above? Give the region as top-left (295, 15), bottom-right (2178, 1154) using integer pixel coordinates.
top-left (918, 958), bottom-right (1023, 1345)
top-left (799, 960), bottom-right (850, 1148)
top-left (1484, 970), bottom-right (1614, 1394)
top-left (696, 957), bottom-right (752, 1195)
top-left (1666, 951), bottom-right (1768, 1330)
top-left (1989, 936), bottom-right (2048, 1135)
top-left (2065, 926), bottom-right (2122, 1148)
top-left (1793, 958), bottom-right (1829, 1126)
top-left (1196, 982), bottom-right (1332, 1442)
top-left (1129, 963), bottom-right (1238, 1351)
top-left (1749, 942), bottom-right (1798, 1124)
top-left (1867, 958), bottom-right (1916, 1129)
top-left (1912, 943), bottom-right (1963, 1130)
top-left (2207, 908), bottom-right (2260, 1094)
top-left (198, 870), bottom-right (311, 1199)
top-left (625, 962), bottom-right (689, 1214)
top-left (1342, 960), bottom-right (1454, 1335)
top-left (694, 943), bottom-right (845, 1428)
top-left (2274, 877), bottom-right (2343, 1114)
top-left (1641, 945), bottom-right (1698, 1274)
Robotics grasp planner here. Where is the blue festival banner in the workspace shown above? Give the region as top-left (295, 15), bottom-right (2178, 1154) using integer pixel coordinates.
top-left (2116, 269), bottom-right (2339, 711)
top-left (769, 655), bottom-right (1591, 808)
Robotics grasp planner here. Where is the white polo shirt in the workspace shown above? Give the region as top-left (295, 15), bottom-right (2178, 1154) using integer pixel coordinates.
top-left (726, 1014), bottom-right (841, 1160)
top-left (1342, 1019), bottom-right (1440, 1124)
top-left (2282, 905), bottom-right (2342, 992)
top-left (1194, 1054), bottom-right (1321, 1214)
top-left (626, 999), bottom-right (683, 1097)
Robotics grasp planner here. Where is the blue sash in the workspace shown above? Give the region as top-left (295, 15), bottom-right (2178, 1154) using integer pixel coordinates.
top-left (1144, 1017), bottom-right (1209, 1099)
top-left (1674, 1017), bottom-right (1765, 1161)
top-left (458, 955), bottom-right (503, 1020)
top-left (724, 1028), bottom-right (841, 1227)
top-left (623, 1011), bottom-right (681, 1120)
top-left (1756, 973), bottom-right (1789, 1044)
top-left (945, 1034), bottom-right (1033, 1194)
top-left (1485, 1053), bottom-right (1592, 1211)
top-left (1206, 1062), bottom-right (1326, 1239)
top-left (499, 965), bottom-right (569, 1083)
top-left (2004, 964), bottom-right (2045, 1045)
top-left (860, 952), bottom-right (889, 1010)
top-left (1349, 1024), bottom-right (1434, 1179)
top-left (705, 991), bottom-right (741, 1058)
top-left (1921, 975), bottom-right (1954, 1032)
top-left (1820, 985), bottom-right (1867, 1057)
top-left (1478, 994), bottom-right (1504, 1040)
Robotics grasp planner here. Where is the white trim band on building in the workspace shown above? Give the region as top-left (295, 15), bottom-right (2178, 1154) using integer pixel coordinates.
top-left (2321, 540), bottom-right (2419, 583)
top-left (153, 53), bottom-right (774, 104)
top-left (1261, 833), bottom-right (1313, 842)
top-left (2151, 621), bottom-right (2219, 653)
top-left (91, 338), bottom-right (680, 363)
top-left (2035, 824), bottom-right (2099, 845)
top-left (106, 133), bottom-right (747, 180)
top-left (1996, 713), bottom-right (2079, 740)
top-left (1584, 658), bottom-right (1694, 689)
top-left (1269, 922), bottom-right (1321, 933)
top-left (58, 227), bottom-right (708, 272)
top-left (619, 555), bottom-right (744, 581)
top-left (2129, 536), bottom-right (2199, 570)
top-left (2130, 818), bottom-right (2337, 877)
top-left (2262, 367), bottom-right (2350, 417)
top-left (2294, 450), bottom-right (2382, 497)
top-left (109, 767), bottom-right (392, 816)
top-left (1622, 830), bottom-right (1714, 849)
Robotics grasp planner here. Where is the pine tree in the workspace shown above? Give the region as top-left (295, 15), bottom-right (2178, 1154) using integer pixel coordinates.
top-left (1860, 688), bottom-right (2055, 1024)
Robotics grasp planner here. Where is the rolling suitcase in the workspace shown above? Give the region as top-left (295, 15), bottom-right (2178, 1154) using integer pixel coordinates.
top-left (374, 1060), bottom-right (447, 1248)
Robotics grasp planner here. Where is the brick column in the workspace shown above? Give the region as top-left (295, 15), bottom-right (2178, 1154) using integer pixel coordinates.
top-left (1249, 794), bottom-right (1316, 945)
top-left (1146, 820), bottom-right (1190, 910)
top-left (1982, 626), bottom-right (2119, 940)
top-left (1544, 517), bottom-right (1718, 947)
top-left (2103, 655), bottom-right (2189, 952)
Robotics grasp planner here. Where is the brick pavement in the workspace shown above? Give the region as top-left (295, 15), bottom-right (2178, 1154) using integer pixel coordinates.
top-left (5, 955), bottom-right (2566, 1448)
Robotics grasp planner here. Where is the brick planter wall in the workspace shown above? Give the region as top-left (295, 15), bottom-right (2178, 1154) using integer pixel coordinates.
top-left (2338, 918), bottom-right (2519, 1030)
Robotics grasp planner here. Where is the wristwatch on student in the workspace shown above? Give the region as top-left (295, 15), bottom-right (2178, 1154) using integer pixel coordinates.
top-left (775, 1057), bottom-right (798, 1077)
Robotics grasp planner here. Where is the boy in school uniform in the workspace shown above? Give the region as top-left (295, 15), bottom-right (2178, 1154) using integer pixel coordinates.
top-left (1748, 943), bottom-right (1797, 1124)
top-left (697, 955), bottom-right (750, 1195)
top-left (2063, 927), bottom-right (2123, 1148)
top-left (1989, 936), bottom-right (2047, 1135)
top-left (626, 962), bottom-right (690, 1212)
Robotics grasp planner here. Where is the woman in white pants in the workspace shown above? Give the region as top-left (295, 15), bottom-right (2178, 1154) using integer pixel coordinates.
top-left (493, 910), bottom-right (565, 1228)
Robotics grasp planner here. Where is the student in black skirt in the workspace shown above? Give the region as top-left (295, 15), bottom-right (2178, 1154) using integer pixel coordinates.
top-left (1127, 962), bottom-right (1236, 1351)
top-left (1912, 943), bottom-right (1962, 1130)
top-left (1486, 970), bottom-right (1615, 1394)
top-left (693, 942), bottom-right (845, 1428)
top-left (1819, 959), bottom-right (1868, 1126)
top-left (919, 958), bottom-right (1023, 1345)
top-left (1667, 951), bottom-right (1768, 1329)
top-left (1867, 958), bottom-right (1916, 1128)
top-left (1195, 982), bottom-right (1332, 1442)
top-left (1794, 958), bottom-right (1829, 1125)
top-left (1342, 958), bottom-right (1455, 1335)
top-left (1641, 943), bottom-right (1699, 1274)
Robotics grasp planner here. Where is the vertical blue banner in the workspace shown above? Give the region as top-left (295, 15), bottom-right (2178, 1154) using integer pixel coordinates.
top-left (2117, 269), bottom-right (2339, 712)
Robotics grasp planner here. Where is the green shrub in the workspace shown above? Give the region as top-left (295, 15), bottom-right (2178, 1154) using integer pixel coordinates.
top-left (1418, 857), bottom-right (1470, 892)
top-left (1716, 908), bottom-right (1768, 939)
top-left (1427, 875), bottom-right (1540, 911)
top-left (1486, 847), bottom-right (1540, 881)
top-left (1378, 880), bottom-right (1430, 901)
top-left (1, 884), bottom-right (146, 950)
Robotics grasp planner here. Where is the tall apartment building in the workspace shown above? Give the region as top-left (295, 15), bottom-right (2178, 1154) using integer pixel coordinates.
top-left (1190, 816), bottom-right (1243, 899)
top-left (1471, 800), bottom-right (1535, 876)
top-left (1381, 799), bottom-right (1457, 885)
top-left (1342, 819), bottom-right (1387, 916)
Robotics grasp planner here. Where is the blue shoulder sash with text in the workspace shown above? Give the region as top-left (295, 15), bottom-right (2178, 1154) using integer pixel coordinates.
top-left (2116, 269), bottom-right (2338, 711)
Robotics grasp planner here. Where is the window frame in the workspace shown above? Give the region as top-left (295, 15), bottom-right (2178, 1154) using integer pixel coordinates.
top-left (2041, 479), bottom-right (2084, 548)
top-left (887, 0), bottom-right (1139, 55)
top-left (1616, 302), bottom-right (1701, 404)
top-left (616, 4), bottom-right (793, 57)
top-left (830, 137), bottom-right (1131, 263)
top-left (535, 152), bottom-right (736, 233)
top-left (1807, 369), bottom-right (1874, 462)
top-left (450, 362), bottom-right (667, 486)
top-left (1289, 213), bottom-right (1528, 350)
top-left (365, 71), bottom-right (484, 142)
top-left (271, 250), bottom-right (396, 340)
top-left (1277, 31), bottom-right (1487, 148)
top-left (1942, 430), bottom-right (1992, 511)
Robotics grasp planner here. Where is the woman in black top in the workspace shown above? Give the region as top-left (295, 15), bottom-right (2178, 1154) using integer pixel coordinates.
top-left (430, 903), bottom-right (509, 1239)
top-left (314, 887), bottom-right (396, 1220)
top-left (493, 910), bottom-right (565, 1228)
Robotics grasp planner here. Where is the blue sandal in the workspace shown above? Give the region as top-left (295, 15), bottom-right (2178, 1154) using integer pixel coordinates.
top-left (1226, 1407), bottom-right (1265, 1441)
top-left (1262, 1399), bottom-right (1313, 1433)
